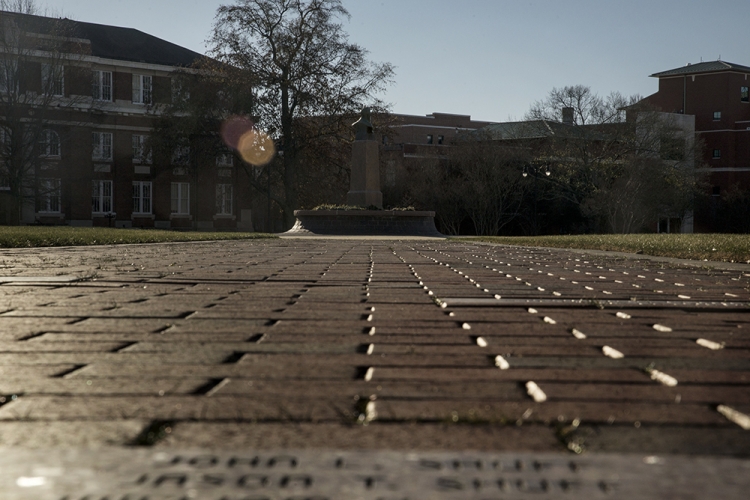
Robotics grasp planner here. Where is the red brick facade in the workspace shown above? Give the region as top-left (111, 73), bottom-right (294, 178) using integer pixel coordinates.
top-left (0, 12), bottom-right (255, 230)
top-left (641, 61), bottom-right (750, 200)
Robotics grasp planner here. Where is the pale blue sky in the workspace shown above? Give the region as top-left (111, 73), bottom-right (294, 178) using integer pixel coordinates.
top-left (41, 0), bottom-right (750, 121)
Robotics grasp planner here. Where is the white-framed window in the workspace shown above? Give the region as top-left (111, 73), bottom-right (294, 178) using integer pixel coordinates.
top-left (171, 182), bottom-right (190, 215)
top-left (92, 180), bottom-right (113, 214)
top-left (39, 178), bottom-right (61, 213)
top-left (216, 184), bottom-right (233, 215)
top-left (172, 145), bottom-right (190, 165)
top-left (132, 181), bottom-right (152, 214)
top-left (216, 153), bottom-right (234, 167)
top-left (39, 129), bottom-right (60, 157)
top-left (42, 63), bottom-right (63, 96)
top-left (132, 74), bottom-right (152, 105)
top-left (92, 70), bottom-right (112, 101)
top-left (92, 132), bottom-right (113, 161)
top-left (132, 134), bottom-right (151, 164)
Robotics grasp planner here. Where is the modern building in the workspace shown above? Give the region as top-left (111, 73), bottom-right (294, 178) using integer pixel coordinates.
top-left (0, 11), bottom-right (254, 230)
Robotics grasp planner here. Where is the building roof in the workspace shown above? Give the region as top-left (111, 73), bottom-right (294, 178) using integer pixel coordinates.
top-left (476, 120), bottom-right (569, 140)
top-left (475, 119), bottom-right (625, 143)
top-left (2, 10), bottom-right (204, 67)
top-left (72, 21), bottom-right (204, 67)
top-left (650, 60), bottom-right (750, 78)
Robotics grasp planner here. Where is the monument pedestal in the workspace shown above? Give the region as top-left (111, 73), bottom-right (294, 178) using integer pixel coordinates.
top-left (286, 209), bottom-right (442, 237)
top-left (347, 141), bottom-right (382, 208)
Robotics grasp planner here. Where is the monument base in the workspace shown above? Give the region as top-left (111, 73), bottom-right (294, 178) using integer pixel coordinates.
top-left (283, 210), bottom-right (443, 237)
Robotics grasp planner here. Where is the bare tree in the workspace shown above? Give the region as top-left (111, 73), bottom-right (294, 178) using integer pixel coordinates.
top-left (451, 133), bottom-right (527, 236)
top-left (0, 3), bottom-right (85, 224)
top-left (584, 110), bottom-right (704, 233)
top-left (410, 154), bottom-right (466, 235)
top-left (0, 0), bottom-right (38, 15)
top-left (209, 0), bottom-right (394, 228)
top-left (527, 84), bottom-right (638, 126)
top-left (525, 85), bottom-right (702, 233)
top-left (148, 60), bottom-right (256, 228)
top-left (409, 134), bottom-right (527, 236)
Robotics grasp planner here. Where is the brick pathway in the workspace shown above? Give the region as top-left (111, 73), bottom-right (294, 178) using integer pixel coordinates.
top-left (0, 238), bottom-right (748, 458)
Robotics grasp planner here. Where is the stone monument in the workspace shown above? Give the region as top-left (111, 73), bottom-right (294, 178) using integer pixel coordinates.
top-left (347, 107), bottom-right (383, 208)
top-left (284, 107), bottom-right (442, 237)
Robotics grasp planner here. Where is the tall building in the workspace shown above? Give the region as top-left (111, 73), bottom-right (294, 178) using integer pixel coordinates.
top-left (640, 61), bottom-right (750, 230)
top-left (0, 11), bottom-right (254, 229)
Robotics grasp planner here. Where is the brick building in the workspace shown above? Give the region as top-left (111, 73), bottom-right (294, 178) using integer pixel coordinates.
top-left (640, 60), bottom-right (750, 230)
top-left (0, 11), bottom-right (254, 230)
top-left (379, 112), bottom-right (492, 189)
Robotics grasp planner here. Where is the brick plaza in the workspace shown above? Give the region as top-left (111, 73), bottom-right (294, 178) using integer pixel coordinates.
top-left (0, 238), bottom-right (748, 498)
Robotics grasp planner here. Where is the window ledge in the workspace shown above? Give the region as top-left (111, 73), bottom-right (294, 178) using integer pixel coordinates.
top-left (92, 212), bottom-right (117, 218)
top-left (213, 214), bottom-right (236, 220)
top-left (36, 212), bottom-right (64, 218)
top-left (170, 214), bottom-right (192, 220)
top-left (132, 213), bottom-right (155, 220)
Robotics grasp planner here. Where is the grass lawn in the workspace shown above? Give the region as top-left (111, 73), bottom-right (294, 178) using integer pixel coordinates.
top-left (458, 234), bottom-right (750, 263)
top-left (0, 227), bottom-right (276, 248)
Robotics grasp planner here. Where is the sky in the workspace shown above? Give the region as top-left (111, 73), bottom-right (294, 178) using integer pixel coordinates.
top-left (37, 0), bottom-right (750, 122)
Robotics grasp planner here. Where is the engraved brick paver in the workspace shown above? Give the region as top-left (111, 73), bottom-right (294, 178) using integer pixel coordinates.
top-left (0, 239), bottom-right (748, 473)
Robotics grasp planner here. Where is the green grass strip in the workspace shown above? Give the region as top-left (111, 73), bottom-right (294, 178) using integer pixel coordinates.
top-left (0, 227), bottom-right (276, 248)
top-left (457, 234), bottom-right (750, 263)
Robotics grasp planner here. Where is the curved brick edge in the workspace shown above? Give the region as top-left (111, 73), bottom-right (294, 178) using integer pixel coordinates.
top-left (283, 210), bottom-right (444, 237)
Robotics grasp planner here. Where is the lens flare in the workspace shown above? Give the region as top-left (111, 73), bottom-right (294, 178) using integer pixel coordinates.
top-left (238, 128), bottom-right (276, 166)
top-left (220, 115), bottom-right (255, 150)
top-left (221, 115), bottom-right (276, 166)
